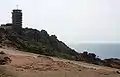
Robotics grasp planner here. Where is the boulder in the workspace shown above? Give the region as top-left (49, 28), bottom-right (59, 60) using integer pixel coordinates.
top-left (0, 51), bottom-right (11, 65)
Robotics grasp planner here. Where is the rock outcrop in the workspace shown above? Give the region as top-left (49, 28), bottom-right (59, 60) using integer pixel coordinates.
top-left (103, 58), bottom-right (120, 69)
top-left (0, 51), bottom-right (11, 65)
top-left (77, 51), bottom-right (120, 69)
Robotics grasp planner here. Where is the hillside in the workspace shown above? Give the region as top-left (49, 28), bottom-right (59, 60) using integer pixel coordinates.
top-left (1, 28), bottom-right (120, 70)
top-left (0, 47), bottom-right (120, 77)
top-left (0, 28), bottom-right (79, 60)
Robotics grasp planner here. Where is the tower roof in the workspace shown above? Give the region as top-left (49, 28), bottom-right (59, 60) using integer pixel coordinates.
top-left (13, 9), bottom-right (22, 12)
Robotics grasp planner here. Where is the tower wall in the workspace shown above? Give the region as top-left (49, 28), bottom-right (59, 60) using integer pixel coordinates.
top-left (12, 9), bottom-right (22, 33)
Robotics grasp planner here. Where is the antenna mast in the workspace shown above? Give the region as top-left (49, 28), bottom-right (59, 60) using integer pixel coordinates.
top-left (16, 5), bottom-right (19, 9)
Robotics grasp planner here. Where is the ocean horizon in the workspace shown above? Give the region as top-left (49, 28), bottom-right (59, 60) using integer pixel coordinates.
top-left (70, 43), bottom-right (120, 59)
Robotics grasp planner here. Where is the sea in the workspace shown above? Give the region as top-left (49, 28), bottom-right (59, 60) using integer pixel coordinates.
top-left (70, 43), bottom-right (120, 59)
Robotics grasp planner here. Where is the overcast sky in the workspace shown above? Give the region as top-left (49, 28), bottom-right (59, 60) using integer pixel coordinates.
top-left (0, 0), bottom-right (120, 44)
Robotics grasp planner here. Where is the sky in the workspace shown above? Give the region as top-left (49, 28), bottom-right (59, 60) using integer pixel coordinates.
top-left (0, 0), bottom-right (120, 44)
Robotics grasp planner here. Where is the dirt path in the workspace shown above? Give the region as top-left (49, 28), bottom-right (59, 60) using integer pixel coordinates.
top-left (0, 47), bottom-right (120, 77)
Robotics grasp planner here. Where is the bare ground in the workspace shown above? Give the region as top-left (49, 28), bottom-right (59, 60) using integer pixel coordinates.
top-left (0, 46), bottom-right (120, 77)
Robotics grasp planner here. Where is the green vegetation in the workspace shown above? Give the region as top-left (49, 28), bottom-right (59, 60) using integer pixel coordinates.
top-left (0, 28), bottom-right (79, 60)
top-left (1, 28), bottom-right (120, 69)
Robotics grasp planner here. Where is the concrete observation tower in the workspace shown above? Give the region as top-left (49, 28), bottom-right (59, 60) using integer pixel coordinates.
top-left (12, 5), bottom-right (22, 33)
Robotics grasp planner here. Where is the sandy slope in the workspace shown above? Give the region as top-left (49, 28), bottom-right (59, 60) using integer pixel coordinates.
top-left (0, 47), bottom-right (120, 77)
